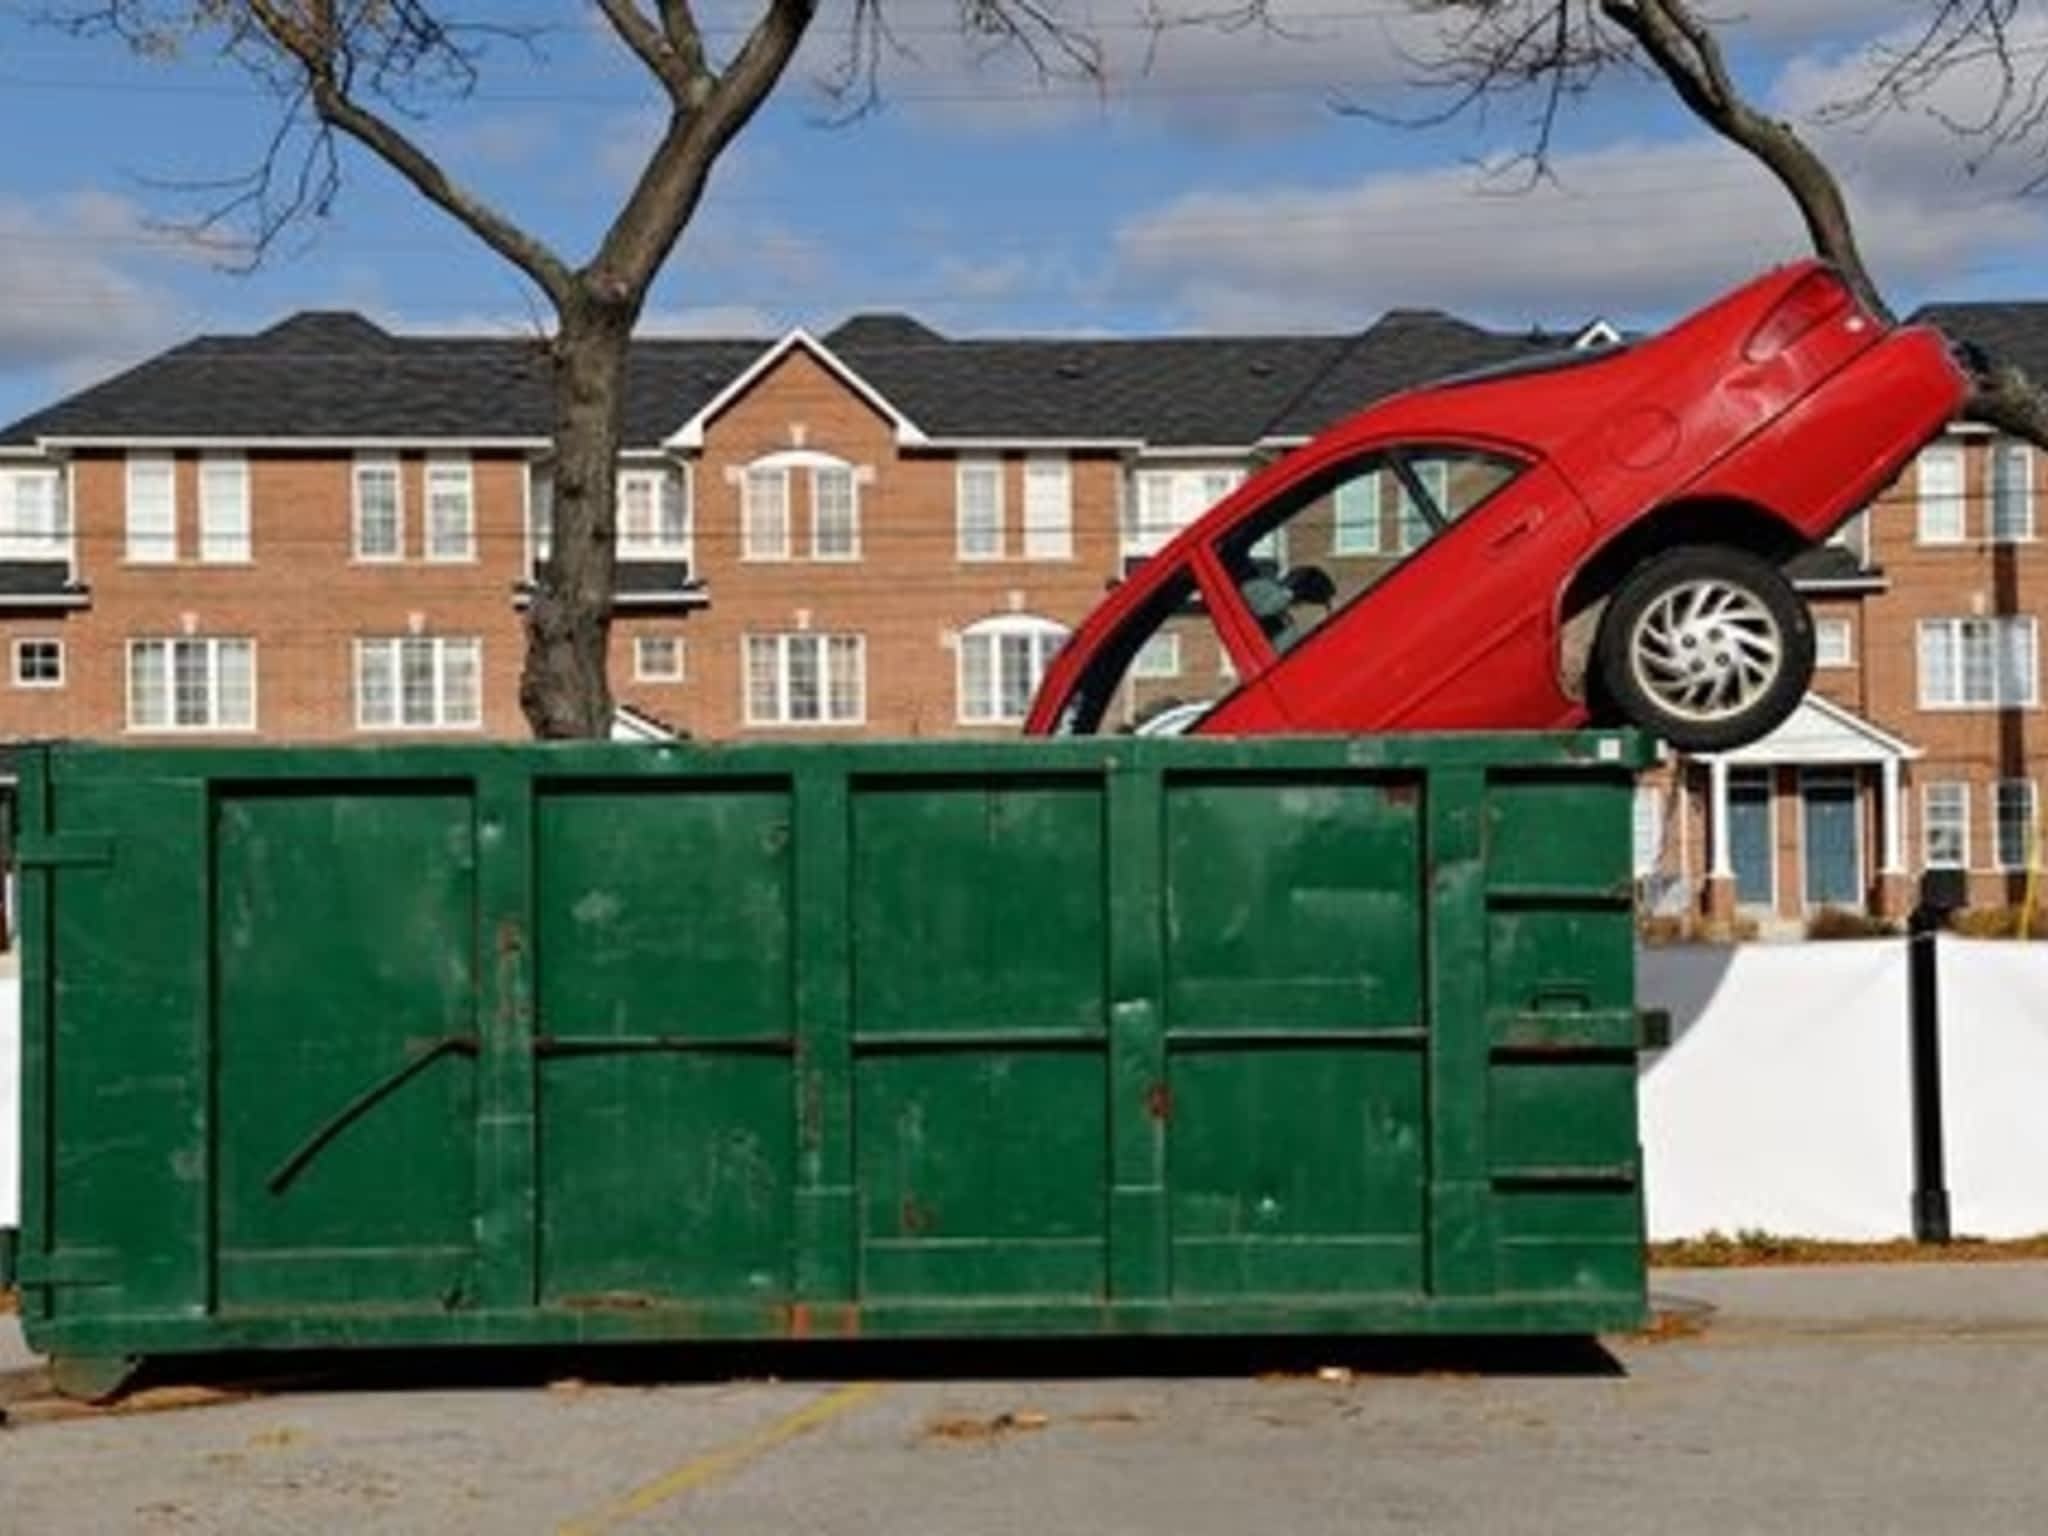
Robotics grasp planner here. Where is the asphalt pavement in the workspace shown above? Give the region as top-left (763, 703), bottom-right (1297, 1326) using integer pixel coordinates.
top-left (4, 1264), bottom-right (2047, 1535)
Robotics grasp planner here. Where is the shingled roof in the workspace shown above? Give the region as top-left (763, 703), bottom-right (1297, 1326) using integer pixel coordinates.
top-left (1, 307), bottom-right (1598, 451)
top-left (1910, 300), bottom-right (2048, 382)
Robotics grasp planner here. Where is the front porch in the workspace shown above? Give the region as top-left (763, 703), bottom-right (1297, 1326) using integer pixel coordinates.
top-left (1698, 694), bottom-right (1919, 926)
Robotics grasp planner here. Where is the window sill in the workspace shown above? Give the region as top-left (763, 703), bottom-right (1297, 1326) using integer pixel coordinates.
top-left (1916, 701), bottom-right (2042, 713)
top-left (421, 554), bottom-right (480, 565)
top-left (743, 717), bottom-right (867, 730)
top-left (350, 554), bottom-right (408, 566)
top-left (123, 725), bottom-right (259, 737)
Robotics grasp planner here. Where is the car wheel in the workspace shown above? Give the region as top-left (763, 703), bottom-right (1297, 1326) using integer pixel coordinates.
top-left (1595, 544), bottom-right (1814, 752)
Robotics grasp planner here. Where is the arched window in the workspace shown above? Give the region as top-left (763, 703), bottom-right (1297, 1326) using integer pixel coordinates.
top-left (739, 448), bottom-right (862, 562)
top-left (958, 614), bottom-right (1068, 724)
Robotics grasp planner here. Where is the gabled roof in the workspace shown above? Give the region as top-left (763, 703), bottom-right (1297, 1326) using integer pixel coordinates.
top-left (1708, 692), bottom-right (1920, 765)
top-left (665, 329), bottom-right (929, 449)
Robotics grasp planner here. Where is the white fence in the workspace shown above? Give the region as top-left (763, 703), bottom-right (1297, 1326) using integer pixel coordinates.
top-left (1640, 938), bottom-right (2048, 1240)
top-left (3, 941), bottom-right (2045, 1242)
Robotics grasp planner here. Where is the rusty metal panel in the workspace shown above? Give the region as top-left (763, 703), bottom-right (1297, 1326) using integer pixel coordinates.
top-left (9, 732), bottom-right (1655, 1380)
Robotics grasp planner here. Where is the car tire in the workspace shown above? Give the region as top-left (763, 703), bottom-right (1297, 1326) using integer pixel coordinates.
top-left (1595, 544), bottom-right (1814, 752)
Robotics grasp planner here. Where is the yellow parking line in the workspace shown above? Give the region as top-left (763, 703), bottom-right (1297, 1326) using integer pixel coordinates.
top-left (558, 1381), bottom-right (883, 1536)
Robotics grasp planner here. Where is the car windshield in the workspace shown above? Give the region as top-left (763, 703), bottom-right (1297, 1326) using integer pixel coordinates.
top-left (1215, 444), bottom-right (1526, 658)
top-left (1047, 566), bottom-right (1241, 735)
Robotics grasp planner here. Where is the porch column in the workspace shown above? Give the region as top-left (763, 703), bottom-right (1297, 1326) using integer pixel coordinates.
top-left (1881, 757), bottom-right (1905, 875)
top-left (1709, 757), bottom-right (1734, 879)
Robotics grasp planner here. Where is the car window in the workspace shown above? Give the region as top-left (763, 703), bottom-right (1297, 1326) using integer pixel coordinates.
top-left (1048, 566), bottom-right (1241, 734)
top-left (1215, 444), bottom-right (1527, 658)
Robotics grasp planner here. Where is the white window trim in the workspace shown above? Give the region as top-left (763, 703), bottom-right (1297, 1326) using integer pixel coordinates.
top-left (1991, 439), bottom-right (2037, 544)
top-left (353, 636), bottom-right (484, 733)
top-left (1814, 616), bottom-right (1856, 669)
top-left (957, 457), bottom-right (1005, 562)
top-left (1922, 782), bottom-right (1971, 871)
top-left (810, 463), bottom-right (862, 563)
top-left (124, 637), bottom-right (258, 734)
top-left (1917, 617), bottom-right (2040, 711)
top-left (742, 465), bottom-right (793, 563)
top-left (1331, 472), bottom-right (1383, 557)
top-left (955, 614), bottom-right (1069, 725)
top-left (1022, 453), bottom-right (1072, 561)
top-left (633, 634), bottom-right (686, 682)
top-left (353, 454), bottom-right (406, 563)
top-left (1993, 779), bottom-right (2039, 872)
top-left (124, 452), bottom-right (177, 565)
top-left (744, 632), bottom-right (866, 727)
top-left (1916, 445), bottom-right (1967, 546)
top-left (1132, 633), bottom-right (1183, 680)
top-left (423, 454), bottom-right (477, 563)
top-left (11, 638), bottom-right (63, 689)
top-left (0, 466), bottom-right (69, 563)
top-left (198, 453), bottom-right (252, 564)
top-left (617, 465), bottom-right (693, 562)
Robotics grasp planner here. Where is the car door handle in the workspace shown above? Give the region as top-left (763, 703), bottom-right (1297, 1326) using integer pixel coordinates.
top-left (1489, 510), bottom-right (1544, 551)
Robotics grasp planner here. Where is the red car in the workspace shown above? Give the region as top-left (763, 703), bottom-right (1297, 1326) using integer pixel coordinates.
top-left (1024, 261), bottom-right (1969, 750)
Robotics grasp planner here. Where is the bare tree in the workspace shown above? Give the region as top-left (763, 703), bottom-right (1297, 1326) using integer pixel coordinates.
top-left (1386, 0), bottom-right (2048, 443)
top-left (56, 2), bottom-right (1097, 736)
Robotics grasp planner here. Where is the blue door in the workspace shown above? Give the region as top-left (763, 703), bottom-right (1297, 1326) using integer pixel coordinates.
top-left (1728, 770), bottom-right (1773, 908)
top-left (1803, 771), bottom-right (1863, 910)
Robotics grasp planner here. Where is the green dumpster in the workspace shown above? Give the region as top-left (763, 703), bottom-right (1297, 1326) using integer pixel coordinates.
top-left (7, 732), bottom-right (1655, 1394)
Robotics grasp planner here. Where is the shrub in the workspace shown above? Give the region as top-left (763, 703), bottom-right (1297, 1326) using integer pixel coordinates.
top-left (1805, 907), bottom-right (1900, 941)
top-left (1949, 906), bottom-right (2048, 940)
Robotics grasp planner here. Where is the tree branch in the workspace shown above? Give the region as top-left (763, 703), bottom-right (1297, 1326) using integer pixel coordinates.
top-left (591, 0), bottom-right (696, 97)
top-left (1597, 0), bottom-right (1893, 322)
top-left (591, 0), bottom-right (817, 303)
top-left (229, 0), bottom-right (576, 306)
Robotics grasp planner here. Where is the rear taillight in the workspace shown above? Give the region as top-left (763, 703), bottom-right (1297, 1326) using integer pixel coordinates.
top-left (1744, 268), bottom-right (1855, 362)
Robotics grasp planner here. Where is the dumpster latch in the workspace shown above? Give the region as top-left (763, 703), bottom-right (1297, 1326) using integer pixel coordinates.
top-left (1638, 1008), bottom-right (1672, 1052)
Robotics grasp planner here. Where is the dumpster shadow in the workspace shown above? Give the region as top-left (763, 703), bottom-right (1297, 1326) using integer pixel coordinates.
top-left (127, 1332), bottom-right (1625, 1402)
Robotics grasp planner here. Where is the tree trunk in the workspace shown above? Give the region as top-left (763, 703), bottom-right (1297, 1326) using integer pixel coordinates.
top-left (520, 300), bottom-right (633, 738)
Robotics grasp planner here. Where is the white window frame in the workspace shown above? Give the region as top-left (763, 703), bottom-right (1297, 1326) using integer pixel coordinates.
top-left (0, 467), bottom-right (67, 562)
top-left (1022, 454), bottom-right (1072, 560)
top-left (1994, 779), bottom-right (2038, 872)
top-left (744, 632), bottom-right (865, 726)
top-left (634, 634), bottom-right (686, 682)
top-left (1991, 439), bottom-right (2036, 543)
top-left (1132, 633), bottom-right (1182, 680)
top-left (1814, 616), bottom-right (1855, 668)
top-left (11, 637), bottom-right (63, 689)
top-left (125, 637), bottom-right (257, 733)
top-left (1918, 617), bottom-right (2039, 710)
top-left (354, 454), bottom-right (405, 562)
top-left (353, 636), bottom-right (484, 732)
top-left (742, 465), bottom-right (792, 562)
top-left (956, 615), bottom-right (1068, 725)
top-left (1917, 445), bottom-right (1966, 545)
top-left (424, 455), bottom-right (476, 563)
top-left (616, 465), bottom-right (692, 561)
top-left (198, 453), bottom-right (251, 563)
top-left (1331, 471), bottom-right (1382, 556)
top-left (957, 457), bottom-right (1004, 561)
top-left (125, 452), bottom-right (177, 564)
top-left (811, 463), bottom-right (861, 562)
top-left (1922, 782), bottom-right (1970, 871)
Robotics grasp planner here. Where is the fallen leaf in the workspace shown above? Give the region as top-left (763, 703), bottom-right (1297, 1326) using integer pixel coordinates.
top-left (247, 1426), bottom-right (303, 1449)
top-left (1315, 1366), bottom-right (1355, 1385)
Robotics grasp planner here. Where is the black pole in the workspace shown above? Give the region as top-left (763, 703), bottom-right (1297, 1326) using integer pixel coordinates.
top-left (1907, 901), bottom-right (1952, 1244)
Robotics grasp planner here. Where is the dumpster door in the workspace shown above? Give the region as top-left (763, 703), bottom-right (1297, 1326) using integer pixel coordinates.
top-left (214, 788), bottom-right (480, 1313)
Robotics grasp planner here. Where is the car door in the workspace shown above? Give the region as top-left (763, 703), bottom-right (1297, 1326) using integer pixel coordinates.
top-left (1200, 440), bottom-right (1595, 732)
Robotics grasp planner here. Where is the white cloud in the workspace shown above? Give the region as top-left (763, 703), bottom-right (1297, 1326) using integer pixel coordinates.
top-left (0, 191), bottom-right (189, 392)
top-left (1111, 9), bottom-right (2048, 330)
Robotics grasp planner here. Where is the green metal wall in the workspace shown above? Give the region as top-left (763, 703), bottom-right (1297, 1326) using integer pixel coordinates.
top-left (10, 732), bottom-right (1653, 1366)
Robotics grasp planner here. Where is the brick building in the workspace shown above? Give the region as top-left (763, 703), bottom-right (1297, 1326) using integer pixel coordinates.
top-left (0, 299), bottom-right (2040, 927)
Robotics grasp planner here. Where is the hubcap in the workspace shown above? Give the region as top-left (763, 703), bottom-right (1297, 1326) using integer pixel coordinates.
top-left (1629, 578), bottom-right (1783, 724)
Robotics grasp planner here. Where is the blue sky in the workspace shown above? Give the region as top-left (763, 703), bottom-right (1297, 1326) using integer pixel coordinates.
top-left (2, 0), bottom-right (2044, 426)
